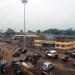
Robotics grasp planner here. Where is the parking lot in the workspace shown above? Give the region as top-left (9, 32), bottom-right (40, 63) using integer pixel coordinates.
top-left (0, 41), bottom-right (75, 75)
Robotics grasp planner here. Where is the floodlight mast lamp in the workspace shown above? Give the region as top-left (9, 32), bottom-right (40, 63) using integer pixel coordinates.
top-left (21, 0), bottom-right (27, 50)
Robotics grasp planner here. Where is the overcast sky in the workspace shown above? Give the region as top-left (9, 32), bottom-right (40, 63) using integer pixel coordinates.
top-left (0, 0), bottom-right (75, 32)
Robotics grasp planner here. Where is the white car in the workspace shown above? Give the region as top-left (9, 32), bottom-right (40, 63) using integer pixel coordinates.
top-left (22, 62), bottom-right (34, 71)
top-left (41, 62), bottom-right (55, 73)
top-left (45, 50), bottom-right (58, 58)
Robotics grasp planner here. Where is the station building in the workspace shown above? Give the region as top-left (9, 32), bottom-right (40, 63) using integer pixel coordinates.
top-left (12, 33), bottom-right (39, 47)
top-left (34, 40), bottom-right (43, 47)
top-left (12, 34), bottom-right (75, 50)
top-left (34, 40), bottom-right (75, 50)
top-left (55, 41), bottom-right (75, 50)
top-left (34, 35), bottom-right (75, 50)
top-left (54, 35), bottom-right (75, 50)
top-left (34, 40), bottom-right (55, 48)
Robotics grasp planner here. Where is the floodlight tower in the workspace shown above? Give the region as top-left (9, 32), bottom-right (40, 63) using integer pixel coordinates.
top-left (21, 0), bottom-right (27, 50)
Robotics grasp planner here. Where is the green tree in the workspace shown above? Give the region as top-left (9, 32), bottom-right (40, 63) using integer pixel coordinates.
top-left (4, 28), bottom-right (16, 37)
top-left (20, 29), bottom-right (24, 34)
top-left (43, 28), bottom-right (75, 35)
top-left (36, 30), bottom-right (41, 35)
top-left (27, 30), bottom-right (34, 33)
top-left (65, 28), bottom-right (74, 35)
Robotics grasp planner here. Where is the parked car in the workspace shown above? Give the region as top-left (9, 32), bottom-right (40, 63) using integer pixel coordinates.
top-left (21, 49), bottom-right (27, 54)
top-left (64, 51), bottom-right (71, 55)
top-left (45, 50), bottom-right (58, 58)
top-left (13, 51), bottom-right (21, 57)
top-left (11, 59), bottom-right (21, 66)
top-left (1, 63), bottom-right (8, 74)
top-left (72, 61), bottom-right (75, 67)
top-left (24, 55), bottom-right (36, 65)
top-left (22, 62), bottom-right (34, 71)
top-left (11, 59), bottom-right (21, 73)
top-left (17, 48), bottom-right (22, 51)
top-left (32, 52), bottom-right (41, 60)
top-left (41, 62), bottom-right (55, 73)
top-left (62, 55), bottom-right (69, 62)
top-left (70, 50), bottom-right (75, 58)
top-left (17, 48), bottom-right (27, 54)
top-left (65, 50), bottom-right (75, 58)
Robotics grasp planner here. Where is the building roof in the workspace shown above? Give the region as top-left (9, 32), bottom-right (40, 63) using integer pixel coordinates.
top-left (55, 41), bottom-right (75, 45)
top-left (14, 34), bottom-right (38, 37)
top-left (44, 62), bottom-right (52, 66)
top-left (43, 40), bottom-right (55, 44)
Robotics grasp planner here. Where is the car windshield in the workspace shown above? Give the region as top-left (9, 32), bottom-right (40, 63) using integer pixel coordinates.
top-left (15, 62), bottom-right (21, 65)
top-left (48, 64), bottom-right (53, 68)
top-left (42, 64), bottom-right (53, 69)
top-left (34, 53), bottom-right (38, 55)
top-left (47, 52), bottom-right (56, 54)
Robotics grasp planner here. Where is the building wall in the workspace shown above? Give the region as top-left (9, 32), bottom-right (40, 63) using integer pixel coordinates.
top-left (55, 42), bottom-right (75, 50)
top-left (34, 40), bottom-right (43, 47)
top-left (34, 39), bottom-right (75, 50)
top-left (12, 34), bottom-right (39, 47)
top-left (72, 43), bottom-right (75, 49)
top-left (26, 37), bottom-right (36, 47)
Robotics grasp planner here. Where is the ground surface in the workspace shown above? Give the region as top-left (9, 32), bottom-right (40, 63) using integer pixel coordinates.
top-left (0, 41), bottom-right (75, 75)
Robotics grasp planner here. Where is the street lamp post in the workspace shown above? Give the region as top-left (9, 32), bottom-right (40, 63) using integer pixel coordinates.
top-left (21, 0), bottom-right (27, 50)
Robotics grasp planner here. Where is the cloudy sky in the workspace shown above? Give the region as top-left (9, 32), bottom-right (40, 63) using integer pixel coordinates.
top-left (0, 0), bottom-right (75, 32)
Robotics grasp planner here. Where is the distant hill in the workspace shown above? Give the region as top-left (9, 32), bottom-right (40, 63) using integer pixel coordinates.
top-left (42, 28), bottom-right (75, 35)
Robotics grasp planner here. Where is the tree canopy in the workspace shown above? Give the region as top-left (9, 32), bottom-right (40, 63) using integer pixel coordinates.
top-left (4, 28), bottom-right (16, 37)
top-left (43, 28), bottom-right (75, 35)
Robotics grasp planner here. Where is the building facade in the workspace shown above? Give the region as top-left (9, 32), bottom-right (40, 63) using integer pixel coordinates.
top-left (34, 40), bottom-right (75, 50)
